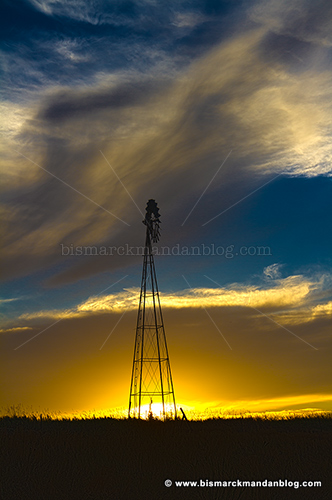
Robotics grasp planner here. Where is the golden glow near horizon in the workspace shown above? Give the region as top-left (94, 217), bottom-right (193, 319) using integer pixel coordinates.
top-left (2, 267), bottom-right (332, 415)
top-left (2, 402), bottom-right (331, 422)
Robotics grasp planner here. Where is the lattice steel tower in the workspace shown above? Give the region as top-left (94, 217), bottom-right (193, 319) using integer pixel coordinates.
top-left (128, 200), bottom-right (177, 419)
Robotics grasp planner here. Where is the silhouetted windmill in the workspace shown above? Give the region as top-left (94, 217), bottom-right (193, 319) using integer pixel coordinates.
top-left (128, 200), bottom-right (177, 419)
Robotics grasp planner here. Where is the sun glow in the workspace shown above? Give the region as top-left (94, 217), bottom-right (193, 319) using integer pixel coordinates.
top-left (130, 402), bottom-right (178, 420)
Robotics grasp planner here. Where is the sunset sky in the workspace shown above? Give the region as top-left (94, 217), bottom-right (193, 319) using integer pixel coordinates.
top-left (1, 0), bottom-right (332, 416)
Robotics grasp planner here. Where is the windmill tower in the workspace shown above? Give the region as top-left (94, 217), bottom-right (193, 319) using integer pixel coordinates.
top-left (128, 200), bottom-right (177, 420)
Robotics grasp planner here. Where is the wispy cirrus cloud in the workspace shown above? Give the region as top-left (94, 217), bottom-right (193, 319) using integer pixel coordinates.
top-left (27, 0), bottom-right (212, 29)
top-left (2, 0), bottom-right (332, 286)
top-left (250, 0), bottom-right (332, 47)
top-left (13, 272), bottom-right (331, 324)
top-left (272, 300), bottom-right (332, 325)
top-left (27, 0), bottom-right (135, 25)
top-left (0, 326), bottom-right (33, 334)
top-left (263, 263), bottom-right (283, 280)
top-left (0, 298), bottom-right (22, 304)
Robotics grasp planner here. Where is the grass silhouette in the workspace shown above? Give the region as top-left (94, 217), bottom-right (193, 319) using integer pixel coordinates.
top-left (1, 408), bottom-right (331, 499)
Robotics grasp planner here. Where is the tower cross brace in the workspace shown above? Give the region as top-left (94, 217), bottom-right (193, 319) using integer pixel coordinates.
top-left (128, 200), bottom-right (177, 419)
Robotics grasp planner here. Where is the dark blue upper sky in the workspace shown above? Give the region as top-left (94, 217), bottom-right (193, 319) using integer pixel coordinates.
top-left (1, 0), bottom-right (245, 100)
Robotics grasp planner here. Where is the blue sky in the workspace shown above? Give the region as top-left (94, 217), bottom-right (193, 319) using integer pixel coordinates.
top-left (1, 0), bottom-right (332, 413)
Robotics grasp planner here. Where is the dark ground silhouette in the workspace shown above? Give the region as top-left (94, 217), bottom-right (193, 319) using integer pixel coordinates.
top-left (1, 415), bottom-right (331, 499)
